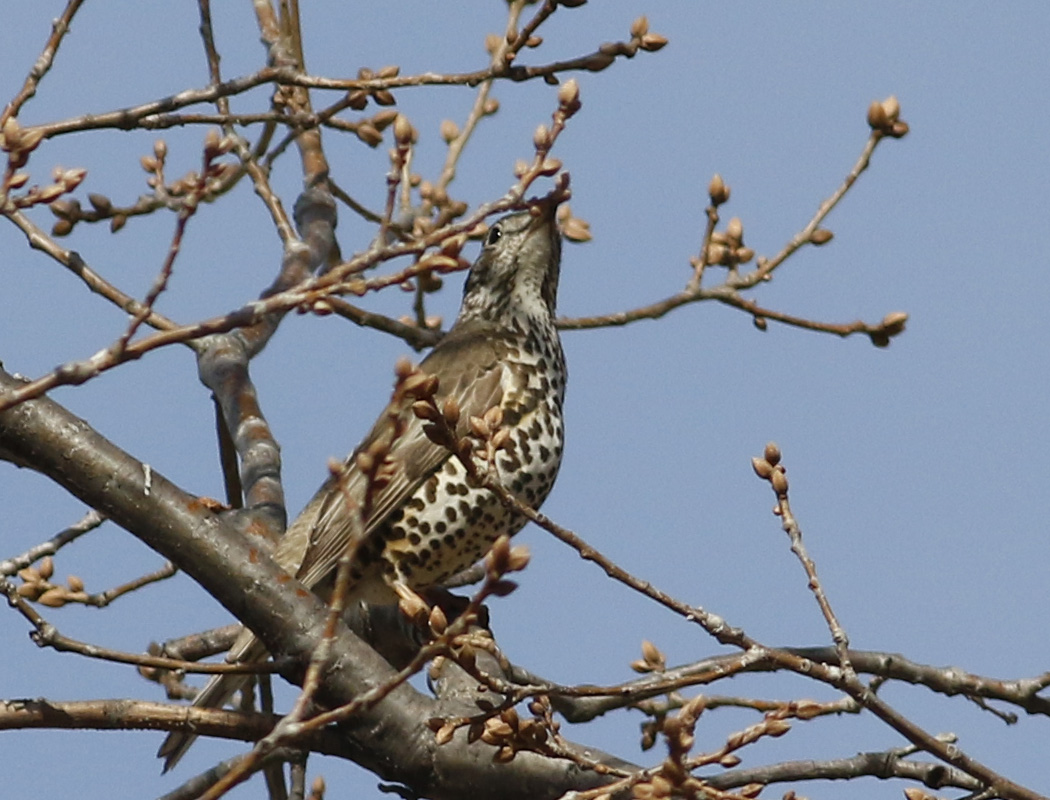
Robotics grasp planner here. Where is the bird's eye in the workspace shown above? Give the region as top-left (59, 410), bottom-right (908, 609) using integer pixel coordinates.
top-left (485, 225), bottom-right (502, 247)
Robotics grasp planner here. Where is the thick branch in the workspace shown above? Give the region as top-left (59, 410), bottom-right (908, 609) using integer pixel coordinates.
top-left (0, 366), bottom-right (625, 799)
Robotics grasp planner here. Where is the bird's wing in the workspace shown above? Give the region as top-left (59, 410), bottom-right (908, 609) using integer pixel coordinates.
top-left (160, 324), bottom-right (512, 770)
top-left (285, 323), bottom-right (510, 593)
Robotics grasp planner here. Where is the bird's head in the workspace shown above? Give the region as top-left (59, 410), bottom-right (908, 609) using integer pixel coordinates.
top-left (458, 201), bottom-right (562, 326)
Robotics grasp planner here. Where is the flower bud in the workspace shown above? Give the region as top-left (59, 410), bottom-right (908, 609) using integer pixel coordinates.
top-left (763, 441), bottom-right (781, 466)
top-left (558, 78), bottom-right (581, 116)
top-left (393, 114), bottom-right (413, 147)
top-left (881, 95), bottom-right (900, 122)
top-left (533, 123), bottom-right (551, 151)
top-left (725, 216), bottom-right (743, 245)
top-left (708, 173), bottom-right (730, 205)
top-left (866, 99), bottom-right (887, 129)
top-left (440, 119), bottom-right (460, 143)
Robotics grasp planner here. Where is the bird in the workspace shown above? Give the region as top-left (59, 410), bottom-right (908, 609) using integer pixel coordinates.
top-left (159, 200), bottom-right (567, 770)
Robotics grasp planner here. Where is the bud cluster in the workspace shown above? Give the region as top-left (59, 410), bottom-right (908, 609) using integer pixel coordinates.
top-left (869, 310), bottom-right (909, 347)
top-left (751, 441), bottom-right (789, 496)
top-left (866, 95), bottom-right (909, 138)
top-left (1, 116), bottom-right (44, 170)
top-left (706, 216), bottom-right (754, 269)
top-left (345, 65), bottom-right (400, 111)
top-left (6, 162), bottom-right (87, 224)
top-left (15, 556), bottom-right (88, 608)
top-left (353, 108), bottom-right (400, 148)
top-left (629, 639), bottom-right (667, 673)
top-left (556, 202), bottom-right (591, 242)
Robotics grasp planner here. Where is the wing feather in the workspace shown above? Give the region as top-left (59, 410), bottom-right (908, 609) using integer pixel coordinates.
top-left (284, 322), bottom-right (510, 593)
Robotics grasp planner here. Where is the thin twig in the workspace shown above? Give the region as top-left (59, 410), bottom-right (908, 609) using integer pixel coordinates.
top-left (0, 578), bottom-right (277, 675)
top-left (0, 510), bottom-right (105, 576)
top-left (738, 130), bottom-right (884, 288)
top-left (0, 0), bottom-right (86, 127)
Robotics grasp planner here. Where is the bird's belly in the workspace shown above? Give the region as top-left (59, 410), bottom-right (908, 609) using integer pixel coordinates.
top-left (378, 422), bottom-right (563, 589)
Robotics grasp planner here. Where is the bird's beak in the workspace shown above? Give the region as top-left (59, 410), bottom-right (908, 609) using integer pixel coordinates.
top-left (527, 194), bottom-right (561, 235)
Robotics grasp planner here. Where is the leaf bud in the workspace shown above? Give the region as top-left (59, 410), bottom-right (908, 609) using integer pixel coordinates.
top-left (640, 34), bottom-right (668, 51)
top-left (38, 588), bottom-right (68, 608)
top-left (771, 468), bottom-right (788, 494)
top-left (354, 123), bottom-right (383, 148)
top-left (809, 228), bottom-right (834, 245)
top-left (880, 311), bottom-right (909, 336)
top-left (751, 457), bottom-right (773, 479)
top-left (51, 218), bottom-right (74, 237)
top-left (88, 193), bottom-right (112, 213)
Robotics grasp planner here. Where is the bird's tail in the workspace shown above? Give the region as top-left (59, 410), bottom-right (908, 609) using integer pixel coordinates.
top-left (157, 634), bottom-right (267, 772)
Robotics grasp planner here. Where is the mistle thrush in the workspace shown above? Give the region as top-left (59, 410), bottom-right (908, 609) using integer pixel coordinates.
top-left (159, 200), bottom-right (566, 770)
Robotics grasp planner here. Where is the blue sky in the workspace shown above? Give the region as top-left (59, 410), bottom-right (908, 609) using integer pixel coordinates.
top-left (2, 3), bottom-right (1048, 798)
